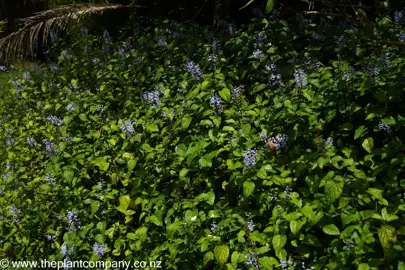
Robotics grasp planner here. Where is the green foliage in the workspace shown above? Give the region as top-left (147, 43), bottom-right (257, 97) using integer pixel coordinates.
top-left (1, 11), bottom-right (405, 270)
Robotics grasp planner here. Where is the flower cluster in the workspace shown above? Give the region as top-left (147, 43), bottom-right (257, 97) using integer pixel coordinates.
top-left (121, 120), bottom-right (136, 137)
top-left (209, 93), bottom-right (223, 114)
top-left (47, 116), bottom-right (64, 126)
top-left (266, 63), bottom-right (282, 85)
top-left (212, 39), bottom-right (221, 55)
top-left (294, 68), bottom-right (308, 87)
top-left (284, 186), bottom-right (293, 199)
top-left (45, 234), bottom-right (57, 241)
top-left (335, 34), bottom-right (349, 48)
top-left (10, 205), bottom-right (21, 223)
top-left (365, 66), bottom-right (380, 81)
top-left (207, 54), bottom-right (219, 68)
top-left (103, 30), bottom-right (111, 43)
top-left (256, 32), bottom-right (267, 43)
top-left (397, 32), bottom-right (405, 42)
top-left (33, 64), bottom-right (42, 76)
top-left (246, 220), bottom-right (255, 232)
top-left (66, 102), bottom-right (76, 112)
top-left (93, 242), bottom-right (106, 257)
top-left (269, 135), bottom-right (288, 149)
top-left (280, 257), bottom-right (295, 270)
top-left (268, 192), bottom-right (280, 202)
top-left (184, 60), bottom-right (204, 80)
top-left (12, 80), bottom-right (22, 95)
top-left (157, 37), bottom-right (167, 49)
top-left (211, 223), bottom-right (218, 232)
top-left (380, 53), bottom-right (392, 69)
top-left (61, 242), bottom-right (74, 257)
top-left (378, 122), bottom-right (393, 134)
top-left (243, 149), bottom-right (257, 167)
top-left (253, 49), bottom-right (263, 59)
top-left (324, 137), bottom-right (333, 147)
top-left (3, 173), bottom-right (10, 181)
top-left (394, 10), bottom-right (405, 26)
top-left (63, 136), bottom-right (72, 144)
top-left (259, 130), bottom-right (268, 143)
top-left (342, 71), bottom-right (350, 81)
top-left (142, 90), bottom-right (161, 108)
top-left (45, 174), bottom-right (56, 187)
top-left (311, 32), bottom-right (325, 41)
top-left (344, 238), bottom-right (355, 250)
top-left (246, 255), bottom-right (259, 269)
top-left (231, 86), bottom-right (243, 102)
top-left (6, 137), bottom-right (14, 146)
top-left (67, 210), bottom-right (82, 232)
top-left (117, 47), bottom-right (126, 58)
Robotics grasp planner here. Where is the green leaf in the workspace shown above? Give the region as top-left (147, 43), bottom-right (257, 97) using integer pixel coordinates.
top-left (398, 261), bottom-right (405, 270)
top-left (239, 0), bottom-right (255, 11)
top-left (260, 257), bottom-right (280, 268)
top-left (128, 159), bottom-right (136, 172)
top-left (97, 221), bottom-right (106, 234)
top-left (265, 0), bottom-right (275, 14)
top-left (182, 116), bottom-right (192, 129)
top-left (317, 157), bottom-right (326, 169)
top-left (242, 123), bottom-right (251, 137)
top-left (150, 215), bottom-right (162, 226)
top-left (204, 252), bottom-right (214, 266)
top-left (91, 157), bottom-right (110, 171)
top-left (357, 263), bottom-right (370, 270)
top-left (91, 201), bottom-right (100, 214)
top-left (378, 225), bottom-right (397, 249)
top-left (231, 251), bottom-right (240, 265)
top-left (127, 233), bottom-right (136, 240)
top-left (175, 144), bottom-right (187, 156)
top-left (145, 123), bottom-right (159, 132)
top-left (214, 245), bottom-right (229, 265)
top-left (200, 119), bottom-right (214, 127)
top-left (381, 116), bottom-right (396, 125)
top-left (219, 88), bottom-right (231, 102)
top-left (95, 234), bottom-right (104, 243)
top-left (354, 125), bottom-right (367, 139)
top-left (199, 156), bottom-right (213, 168)
top-left (116, 195), bottom-right (131, 214)
top-left (365, 113), bottom-right (375, 120)
top-left (79, 113), bottom-right (88, 122)
top-left (272, 235), bottom-right (287, 252)
top-left (362, 137), bottom-right (374, 153)
top-left (290, 220), bottom-right (304, 235)
top-left (63, 169), bottom-right (74, 182)
top-left (243, 181), bottom-right (255, 198)
top-left (322, 224), bottom-right (340, 235)
top-left (301, 204), bottom-right (316, 222)
top-left (202, 80), bottom-right (210, 90)
top-left (325, 181), bottom-right (344, 203)
top-left (135, 227), bottom-right (148, 241)
top-left (366, 188), bottom-right (385, 202)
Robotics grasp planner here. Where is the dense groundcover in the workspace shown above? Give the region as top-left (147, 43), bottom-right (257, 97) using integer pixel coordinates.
top-left (1, 12), bottom-right (405, 270)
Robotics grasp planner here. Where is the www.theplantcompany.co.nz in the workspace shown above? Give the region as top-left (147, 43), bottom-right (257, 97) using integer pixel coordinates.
top-left (0, 258), bottom-right (162, 269)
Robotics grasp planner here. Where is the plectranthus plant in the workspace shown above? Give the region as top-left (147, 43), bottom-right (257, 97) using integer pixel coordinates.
top-left (0, 11), bottom-right (404, 270)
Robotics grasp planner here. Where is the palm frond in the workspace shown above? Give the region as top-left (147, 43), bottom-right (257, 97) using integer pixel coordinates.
top-left (0, 3), bottom-right (126, 64)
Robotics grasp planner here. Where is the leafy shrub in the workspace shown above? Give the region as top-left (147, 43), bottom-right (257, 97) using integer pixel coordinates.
top-left (1, 12), bottom-right (405, 270)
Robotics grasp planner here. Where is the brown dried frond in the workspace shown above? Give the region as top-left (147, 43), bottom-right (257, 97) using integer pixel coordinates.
top-left (0, 4), bottom-right (125, 64)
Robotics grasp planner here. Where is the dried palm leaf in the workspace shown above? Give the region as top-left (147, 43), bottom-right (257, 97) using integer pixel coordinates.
top-left (0, 4), bottom-right (134, 64)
